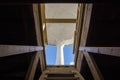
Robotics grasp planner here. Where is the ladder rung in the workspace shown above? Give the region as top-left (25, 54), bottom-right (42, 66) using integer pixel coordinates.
top-left (45, 77), bottom-right (79, 80)
top-left (46, 72), bottom-right (75, 75)
top-left (46, 72), bottom-right (75, 77)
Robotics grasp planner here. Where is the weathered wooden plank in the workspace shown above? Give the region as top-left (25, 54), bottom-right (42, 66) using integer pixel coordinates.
top-left (75, 4), bottom-right (93, 72)
top-left (40, 4), bottom-right (45, 23)
top-left (76, 51), bottom-right (80, 71)
top-left (80, 4), bottom-right (93, 47)
top-left (44, 77), bottom-right (78, 80)
top-left (83, 52), bottom-right (104, 80)
top-left (39, 4), bottom-right (47, 70)
top-left (39, 51), bottom-right (46, 71)
top-left (76, 51), bottom-right (84, 72)
top-left (45, 72), bottom-right (75, 75)
top-left (25, 52), bottom-right (41, 80)
top-left (33, 4), bottom-right (46, 72)
top-left (73, 4), bottom-right (83, 54)
top-left (0, 45), bottom-right (43, 57)
top-left (80, 47), bottom-right (120, 57)
top-left (25, 4), bottom-right (46, 80)
top-left (43, 24), bottom-right (48, 44)
top-left (79, 4), bottom-right (93, 72)
top-left (72, 70), bottom-right (85, 80)
top-left (40, 4), bottom-right (48, 44)
top-left (33, 4), bottom-right (43, 45)
top-left (75, 4), bottom-right (85, 71)
top-left (46, 19), bottom-right (76, 23)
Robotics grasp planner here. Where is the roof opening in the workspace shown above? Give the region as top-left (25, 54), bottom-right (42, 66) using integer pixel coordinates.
top-left (41, 3), bottom-right (78, 66)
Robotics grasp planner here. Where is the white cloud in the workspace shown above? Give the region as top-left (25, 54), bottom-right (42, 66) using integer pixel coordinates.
top-left (69, 62), bottom-right (74, 65)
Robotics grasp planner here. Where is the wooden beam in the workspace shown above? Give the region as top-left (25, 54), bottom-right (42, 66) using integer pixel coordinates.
top-left (38, 4), bottom-right (47, 71)
top-left (75, 4), bottom-right (85, 71)
top-left (74, 74), bottom-right (84, 80)
top-left (44, 77), bottom-right (79, 80)
top-left (40, 4), bottom-right (48, 45)
top-left (45, 71), bottom-right (75, 74)
top-left (45, 19), bottom-right (76, 23)
top-left (25, 52), bottom-right (40, 80)
top-left (83, 52), bottom-right (104, 80)
top-left (80, 4), bottom-right (92, 47)
top-left (79, 4), bottom-right (92, 72)
top-left (40, 4), bottom-right (48, 44)
top-left (80, 47), bottom-right (120, 57)
top-left (43, 24), bottom-right (48, 44)
top-left (76, 51), bottom-right (81, 71)
top-left (40, 4), bottom-right (46, 23)
top-left (33, 4), bottom-right (46, 71)
top-left (33, 4), bottom-right (43, 45)
top-left (0, 45), bottom-right (43, 57)
top-left (39, 51), bottom-right (46, 71)
top-left (72, 70), bottom-right (85, 80)
top-left (76, 51), bottom-right (84, 72)
top-left (75, 4), bottom-right (93, 72)
top-left (73, 4), bottom-right (83, 54)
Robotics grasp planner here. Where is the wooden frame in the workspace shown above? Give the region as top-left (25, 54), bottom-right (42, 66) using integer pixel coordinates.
top-left (46, 19), bottom-right (76, 23)
top-left (25, 4), bottom-right (46, 80)
top-left (75, 4), bottom-right (85, 71)
top-left (80, 47), bottom-right (120, 57)
top-left (72, 70), bottom-right (85, 80)
top-left (40, 4), bottom-right (48, 45)
top-left (73, 4), bottom-right (83, 54)
top-left (40, 4), bottom-right (45, 23)
top-left (83, 52), bottom-right (104, 80)
top-left (76, 51), bottom-right (84, 72)
top-left (33, 3), bottom-right (46, 71)
top-left (25, 52), bottom-right (41, 80)
top-left (0, 45), bottom-right (43, 57)
top-left (75, 4), bottom-right (93, 72)
top-left (76, 4), bottom-right (104, 80)
top-left (33, 4), bottom-right (42, 45)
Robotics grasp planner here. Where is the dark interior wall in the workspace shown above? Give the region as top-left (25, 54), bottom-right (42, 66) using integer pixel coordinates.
top-left (91, 53), bottom-right (120, 80)
top-left (0, 5), bottom-right (42, 80)
top-left (0, 5), bottom-right (37, 45)
top-left (86, 4), bottom-right (120, 47)
top-left (0, 52), bottom-right (36, 80)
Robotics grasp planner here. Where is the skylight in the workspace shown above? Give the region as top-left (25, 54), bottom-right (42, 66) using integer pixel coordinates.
top-left (41, 3), bottom-right (78, 65)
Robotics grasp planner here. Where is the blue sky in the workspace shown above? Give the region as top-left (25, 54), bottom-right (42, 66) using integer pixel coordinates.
top-left (45, 44), bottom-right (74, 65)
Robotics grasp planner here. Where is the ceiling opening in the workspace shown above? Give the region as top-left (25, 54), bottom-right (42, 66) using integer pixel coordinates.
top-left (41, 3), bottom-right (78, 66)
